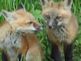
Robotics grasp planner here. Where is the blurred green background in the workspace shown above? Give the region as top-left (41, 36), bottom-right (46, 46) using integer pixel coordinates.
top-left (0, 0), bottom-right (81, 61)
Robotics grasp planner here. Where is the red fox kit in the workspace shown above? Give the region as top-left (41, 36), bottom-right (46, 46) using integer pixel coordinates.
top-left (0, 8), bottom-right (43, 61)
top-left (41, 0), bottom-right (78, 61)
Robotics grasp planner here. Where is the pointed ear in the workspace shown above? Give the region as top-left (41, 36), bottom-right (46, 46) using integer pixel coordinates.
top-left (40, 0), bottom-right (53, 8)
top-left (17, 2), bottom-right (26, 12)
top-left (64, 0), bottom-right (73, 10)
top-left (16, 3), bottom-right (27, 15)
top-left (2, 10), bottom-right (17, 23)
top-left (40, 0), bottom-right (48, 5)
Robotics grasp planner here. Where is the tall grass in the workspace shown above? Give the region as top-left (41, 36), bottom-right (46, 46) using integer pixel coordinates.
top-left (0, 0), bottom-right (81, 61)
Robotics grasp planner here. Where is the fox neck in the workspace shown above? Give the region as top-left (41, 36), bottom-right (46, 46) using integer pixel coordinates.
top-left (0, 21), bottom-right (22, 48)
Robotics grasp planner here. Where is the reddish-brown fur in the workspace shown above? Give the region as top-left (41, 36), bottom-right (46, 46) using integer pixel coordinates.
top-left (0, 8), bottom-right (43, 61)
top-left (41, 0), bottom-right (78, 61)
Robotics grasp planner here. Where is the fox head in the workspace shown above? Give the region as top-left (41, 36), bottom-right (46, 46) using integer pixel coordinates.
top-left (2, 8), bottom-right (42, 33)
top-left (41, 0), bottom-right (73, 29)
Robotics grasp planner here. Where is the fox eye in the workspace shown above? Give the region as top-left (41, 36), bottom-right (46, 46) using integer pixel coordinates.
top-left (44, 15), bottom-right (50, 20)
top-left (29, 22), bottom-right (32, 24)
top-left (56, 16), bottom-right (61, 19)
top-left (28, 21), bottom-right (33, 24)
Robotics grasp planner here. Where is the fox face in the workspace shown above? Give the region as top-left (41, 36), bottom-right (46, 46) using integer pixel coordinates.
top-left (2, 9), bottom-right (42, 33)
top-left (41, 0), bottom-right (72, 29)
top-left (41, 0), bottom-right (78, 43)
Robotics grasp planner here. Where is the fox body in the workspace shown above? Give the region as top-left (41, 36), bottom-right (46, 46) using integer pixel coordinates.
top-left (41, 0), bottom-right (78, 61)
top-left (0, 8), bottom-right (43, 61)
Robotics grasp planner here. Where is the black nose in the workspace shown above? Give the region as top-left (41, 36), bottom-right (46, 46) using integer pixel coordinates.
top-left (48, 25), bottom-right (52, 29)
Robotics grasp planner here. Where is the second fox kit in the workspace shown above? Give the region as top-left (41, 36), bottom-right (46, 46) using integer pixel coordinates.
top-left (0, 8), bottom-right (43, 61)
top-left (41, 0), bottom-right (78, 61)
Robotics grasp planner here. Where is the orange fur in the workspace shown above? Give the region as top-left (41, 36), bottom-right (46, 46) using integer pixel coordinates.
top-left (0, 8), bottom-right (43, 61)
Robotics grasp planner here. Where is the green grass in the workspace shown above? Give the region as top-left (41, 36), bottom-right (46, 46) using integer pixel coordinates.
top-left (0, 0), bottom-right (81, 61)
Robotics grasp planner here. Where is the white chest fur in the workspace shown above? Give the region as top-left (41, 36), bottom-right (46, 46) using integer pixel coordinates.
top-left (0, 32), bottom-right (22, 49)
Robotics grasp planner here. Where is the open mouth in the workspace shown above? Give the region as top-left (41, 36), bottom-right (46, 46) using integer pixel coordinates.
top-left (16, 26), bottom-right (43, 33)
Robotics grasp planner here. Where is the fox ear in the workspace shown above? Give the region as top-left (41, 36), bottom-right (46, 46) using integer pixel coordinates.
top-left (40, 0), bottom-right (53, 8)
top-left (64, 0), bottom-right (73, 10)
top-left (18, 3), bottom-right (24, 9)
top-left (17, 2), bottom-right (26, 11)
top-left (2, 10), bottom-right (17, 23)
top-left (16, 3), bottom-right (27, 15)
top-left (40, 0), bottom-right (48, 5)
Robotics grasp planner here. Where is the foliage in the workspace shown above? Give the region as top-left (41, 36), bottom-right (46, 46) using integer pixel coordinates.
top-left (0, 0), bottom-right (81, 61)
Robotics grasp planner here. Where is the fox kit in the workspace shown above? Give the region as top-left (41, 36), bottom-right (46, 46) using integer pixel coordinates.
top-left (41, 0), bottom-right (78, 61)
top-left (0, 7), bottom-right (43, 61)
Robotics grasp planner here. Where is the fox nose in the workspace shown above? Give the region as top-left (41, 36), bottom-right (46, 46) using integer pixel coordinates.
top-left (48, 20), bottom-right (53, 29)
top-left (35, 26), bottom-right (42, 30)
top-left (33, 23), bottom-right (43, 31)
top-left (48, 25), bottom-right (52, 29)
top-left (48, 23), bottom-right (52, 29)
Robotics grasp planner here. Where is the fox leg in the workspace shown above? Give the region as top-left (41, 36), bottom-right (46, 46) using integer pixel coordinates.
top-left (51, 43), bottom-right (62, 61)
top-left (18, 53), bottom-right (24, 61)
top-left (2, 51), bottom-right (9, 61)
top-left (18, 53), bottom-right (22, 61)
top-left (26, 45), bottom-right (42, 61)
top-left (64, 42), bottom-right (73, 61)
top-left (7, 48), bottom-right (18, 61)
